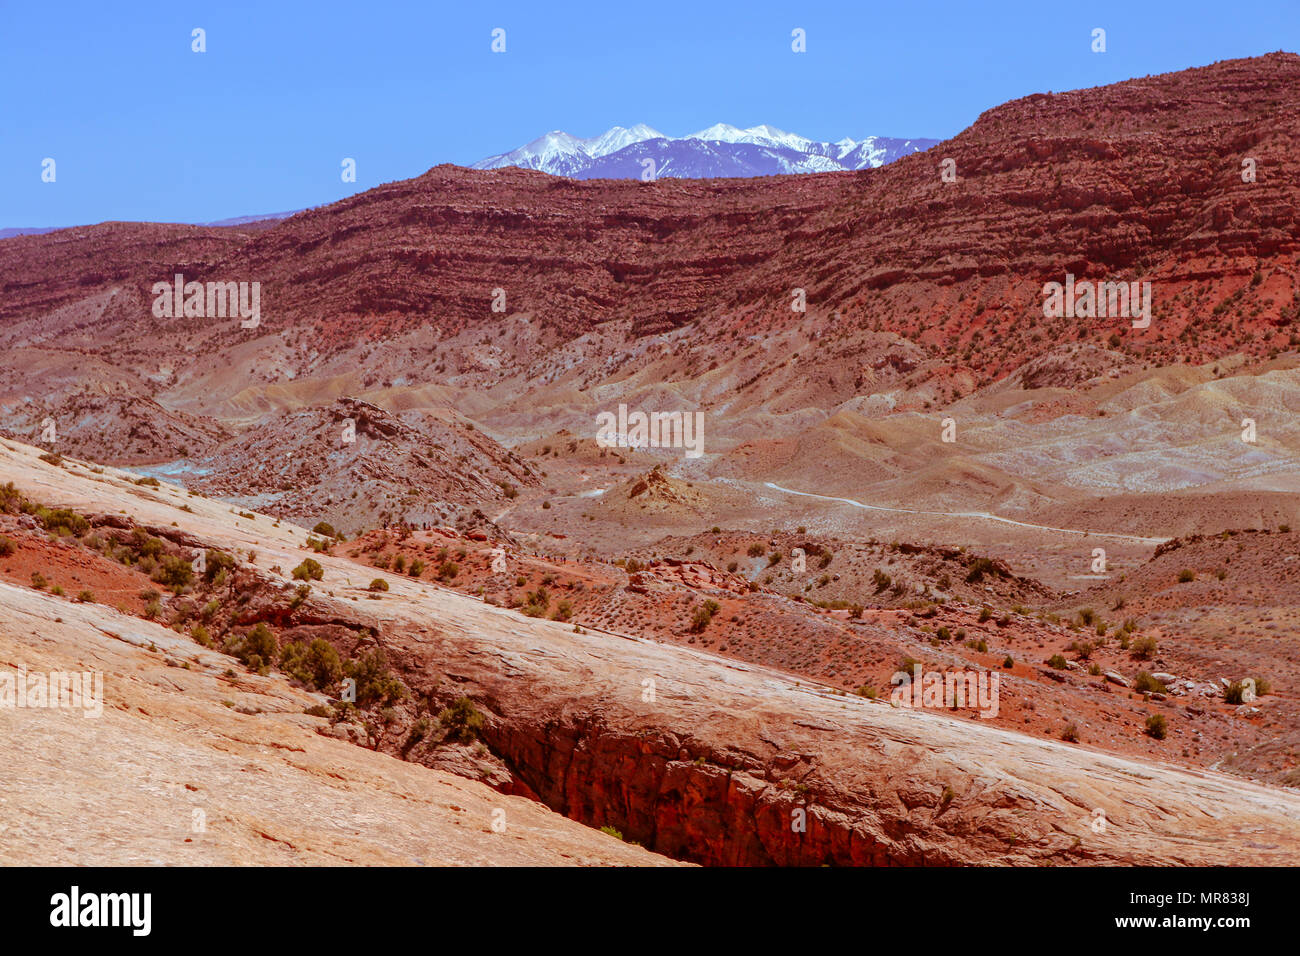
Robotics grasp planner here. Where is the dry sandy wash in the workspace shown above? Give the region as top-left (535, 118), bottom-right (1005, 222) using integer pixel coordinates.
top-left (2, 437), bottom-right (1299, 865)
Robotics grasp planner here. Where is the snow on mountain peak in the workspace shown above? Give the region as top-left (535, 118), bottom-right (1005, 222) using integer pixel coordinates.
top-left (472, 124), bottom-right (939, 179)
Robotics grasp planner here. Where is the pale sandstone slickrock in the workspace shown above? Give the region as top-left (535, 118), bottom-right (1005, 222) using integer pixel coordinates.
top-left (0, 580), bottom-right (678, 866)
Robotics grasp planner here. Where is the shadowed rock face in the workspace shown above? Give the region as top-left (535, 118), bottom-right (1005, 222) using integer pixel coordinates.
top-left (5, 437), bottom-right (1300, 867)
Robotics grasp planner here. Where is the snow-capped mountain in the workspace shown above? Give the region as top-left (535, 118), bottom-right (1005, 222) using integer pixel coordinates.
top-left (471, 124), bottom-right (937, 179)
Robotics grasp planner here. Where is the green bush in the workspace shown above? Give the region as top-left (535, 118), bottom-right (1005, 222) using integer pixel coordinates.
top-left (149, 554), bottom-right (193, 593)
top-left (1130, 635), bottom-right (1158, 660)
top-left (227, 623), bottom-right (277, 670)
top-left (368, 578), bottom-right (389, 592)
top-left (279, 638), bottom-right (344, 691)
top-left (292, 558), bottom-right (323, 581)
top-left (345, 648), bottom-right (405, 707)
top-left (689, 598), bottom-right (721, 632)
top-left (965, 557), bottom-right (998, 583)
top-left (438, 696), bottom-right (485, 743)
top-left (1145, 714), bottom-right (1167, 740)
top-left (1134, 671), bottom-right (1167, 694)
top-left (37, 507), bottom-right (89, 537)
top-left (202, 549), bottom-right (236, 584)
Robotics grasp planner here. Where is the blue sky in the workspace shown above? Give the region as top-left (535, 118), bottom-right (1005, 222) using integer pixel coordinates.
top-left (2, 0), bottom-right (1295, 226)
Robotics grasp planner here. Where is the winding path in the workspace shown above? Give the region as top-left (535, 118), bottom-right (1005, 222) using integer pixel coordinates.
top-left (762, 481), bottom-right (1171, 546)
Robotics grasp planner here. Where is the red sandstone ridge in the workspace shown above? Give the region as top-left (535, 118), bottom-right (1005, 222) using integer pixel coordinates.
top-left (1, 54), bottom-right (1297, 413)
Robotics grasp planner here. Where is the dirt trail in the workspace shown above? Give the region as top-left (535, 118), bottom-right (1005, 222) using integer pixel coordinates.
top-left (763, 481), bottom-right (1171, 546)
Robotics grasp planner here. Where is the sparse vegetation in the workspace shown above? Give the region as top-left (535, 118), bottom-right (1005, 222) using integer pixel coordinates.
top-left (292, 558), bottom-right (324, 581)
top-left (1145, 714), bottom-right (1167, 740)
top-left (438, 696), bottom-right (485, 743)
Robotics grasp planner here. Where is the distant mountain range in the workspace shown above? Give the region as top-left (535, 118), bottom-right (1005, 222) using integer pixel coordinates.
top-left (3, 125), bottom-right (936, 238)
top-left (471, 123), bottom-right (938, 179)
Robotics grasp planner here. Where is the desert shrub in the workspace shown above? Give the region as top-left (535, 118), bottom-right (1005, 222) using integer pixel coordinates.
top-left (227, 622), bottom-right (277, 671)
top-left (76, 590), bottom-right (95, 603)
top-left (0, 482), bottom-right (25, 513)
top-left (408, 559), bottom-right (425, 577)
top-left (0, 536), bottom-right (14, 557)
top-left (1145, 714), bottom-right (1167, 740)
top-left (1061, 724), bottom-right (1080, 743)
top-left (202, 549), bottom-right (237, 584)
top-left (1134, 671), bottom-right (1167, 694)
top-left (1048, 654), bottom-right (1068, 669)
top-left (279, 638), bottom-right (344, 691)
top-left (690, 599), bottom-right (721, 632)
top-left (552, 599), bottom-right (573, 622)
top-left (872, 569), bottom-right (891, 593)
top-left (1130, 635), bottom-right (1158, 660)
top-left (522, 585), bottom-right (550, 617)
top-left (1223, 681), bottom-right (1247, 704)
top-left (292, 558), bottom-right (323, 581)
top-left (368, 578), bottom-right (389, 592)
top-left (345, 648), bottom-right (405, 707)
top-left (438, 696), bottom-right (485, 743)
top-left (37, 507), bottom-right (89, 537)
top-left (965, 557), bottom-right (998, 583)
top-left (311, 521), bottom-right (338, 539)
top-left (1177, 569), bottom-right (1195, 583)
top-left (437, 561), bottom-right (459, 581)
top-left (153, 555), bottom-right (194, 593)
top-left (747, 543), bottom-right (765, 557)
